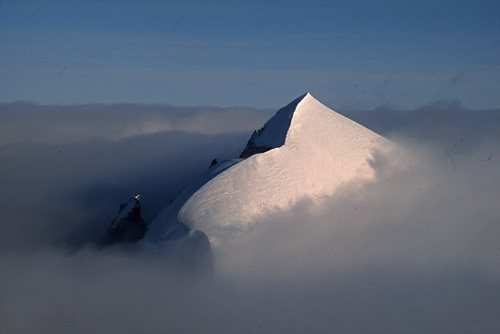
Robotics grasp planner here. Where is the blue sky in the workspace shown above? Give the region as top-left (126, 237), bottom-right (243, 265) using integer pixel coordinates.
top-left (1, 0), bottom-right (499, 109)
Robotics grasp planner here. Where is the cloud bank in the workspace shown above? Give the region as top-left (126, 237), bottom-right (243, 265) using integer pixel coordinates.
top-left (1, 101), bottom-right (499, 333)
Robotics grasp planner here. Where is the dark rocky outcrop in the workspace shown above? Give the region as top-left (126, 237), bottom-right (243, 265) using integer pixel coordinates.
top-left (239, 93), bottom-right (306, 159)
top-left (106, 195), bottom-right (148, 245)
top-left (239, 128), bottom-right (273, 159)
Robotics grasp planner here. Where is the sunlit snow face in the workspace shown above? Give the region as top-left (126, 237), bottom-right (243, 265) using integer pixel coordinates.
top-left (176, 94), bottom-right (393, 245)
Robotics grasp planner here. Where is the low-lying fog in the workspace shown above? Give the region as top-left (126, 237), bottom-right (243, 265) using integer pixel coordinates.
top-left (1, 101), bottom-right (499, 333)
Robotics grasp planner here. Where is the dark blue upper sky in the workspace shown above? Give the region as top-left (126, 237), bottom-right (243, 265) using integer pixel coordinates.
top-left (1, 0), bottom-right (499, 109)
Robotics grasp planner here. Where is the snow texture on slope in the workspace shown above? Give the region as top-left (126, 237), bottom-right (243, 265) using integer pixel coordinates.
top-left (144, 159), bottom-right (240, 244)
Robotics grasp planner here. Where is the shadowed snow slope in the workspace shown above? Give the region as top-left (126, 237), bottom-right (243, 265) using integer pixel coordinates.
top-left (145, 93), bottom-right (392, 245)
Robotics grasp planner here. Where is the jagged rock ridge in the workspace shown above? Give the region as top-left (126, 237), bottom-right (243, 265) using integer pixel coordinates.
top-left (106, 195), bottom-right (147, 244)
top-left (239, 93), bottom-right (306, 158)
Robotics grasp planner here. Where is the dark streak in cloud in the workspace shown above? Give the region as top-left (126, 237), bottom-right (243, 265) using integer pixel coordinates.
top-left (58, 66), bottom-right (67, 76)
top-left (449, 70), bottom-right (466, 87)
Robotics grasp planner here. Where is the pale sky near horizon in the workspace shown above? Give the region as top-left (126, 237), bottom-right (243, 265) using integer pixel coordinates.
top-left (1, 0), bottom-right (499, 109)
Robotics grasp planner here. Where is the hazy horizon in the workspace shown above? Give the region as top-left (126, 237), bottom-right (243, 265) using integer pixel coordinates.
top-left (1, 1), bottom-right (499, 110)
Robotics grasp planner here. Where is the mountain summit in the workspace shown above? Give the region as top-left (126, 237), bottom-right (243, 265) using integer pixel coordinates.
top-left (145, 93), bottom-right (391, 245)
top-left (239, 93), bottom-right (306, 159)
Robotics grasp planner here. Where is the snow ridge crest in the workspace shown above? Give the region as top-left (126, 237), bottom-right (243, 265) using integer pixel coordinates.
top-left (240, 93), bottom-right (308, 158)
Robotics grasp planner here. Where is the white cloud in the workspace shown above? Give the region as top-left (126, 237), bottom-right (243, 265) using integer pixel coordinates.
top-left (1, 101), bottom-right (499, 333)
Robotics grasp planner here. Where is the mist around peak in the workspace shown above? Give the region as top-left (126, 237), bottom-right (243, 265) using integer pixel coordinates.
top-left (1, 101), bottom-right (499, 333)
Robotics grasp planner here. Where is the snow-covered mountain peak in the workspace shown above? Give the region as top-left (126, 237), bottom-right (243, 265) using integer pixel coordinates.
top-left (146, 93), bottom-right (392, 246)
top-left (240, 92), bottom-right (367, 158)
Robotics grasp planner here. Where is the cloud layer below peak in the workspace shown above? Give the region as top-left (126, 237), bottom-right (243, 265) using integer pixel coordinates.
top-left (1, 101), bottom-right (499, 333)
